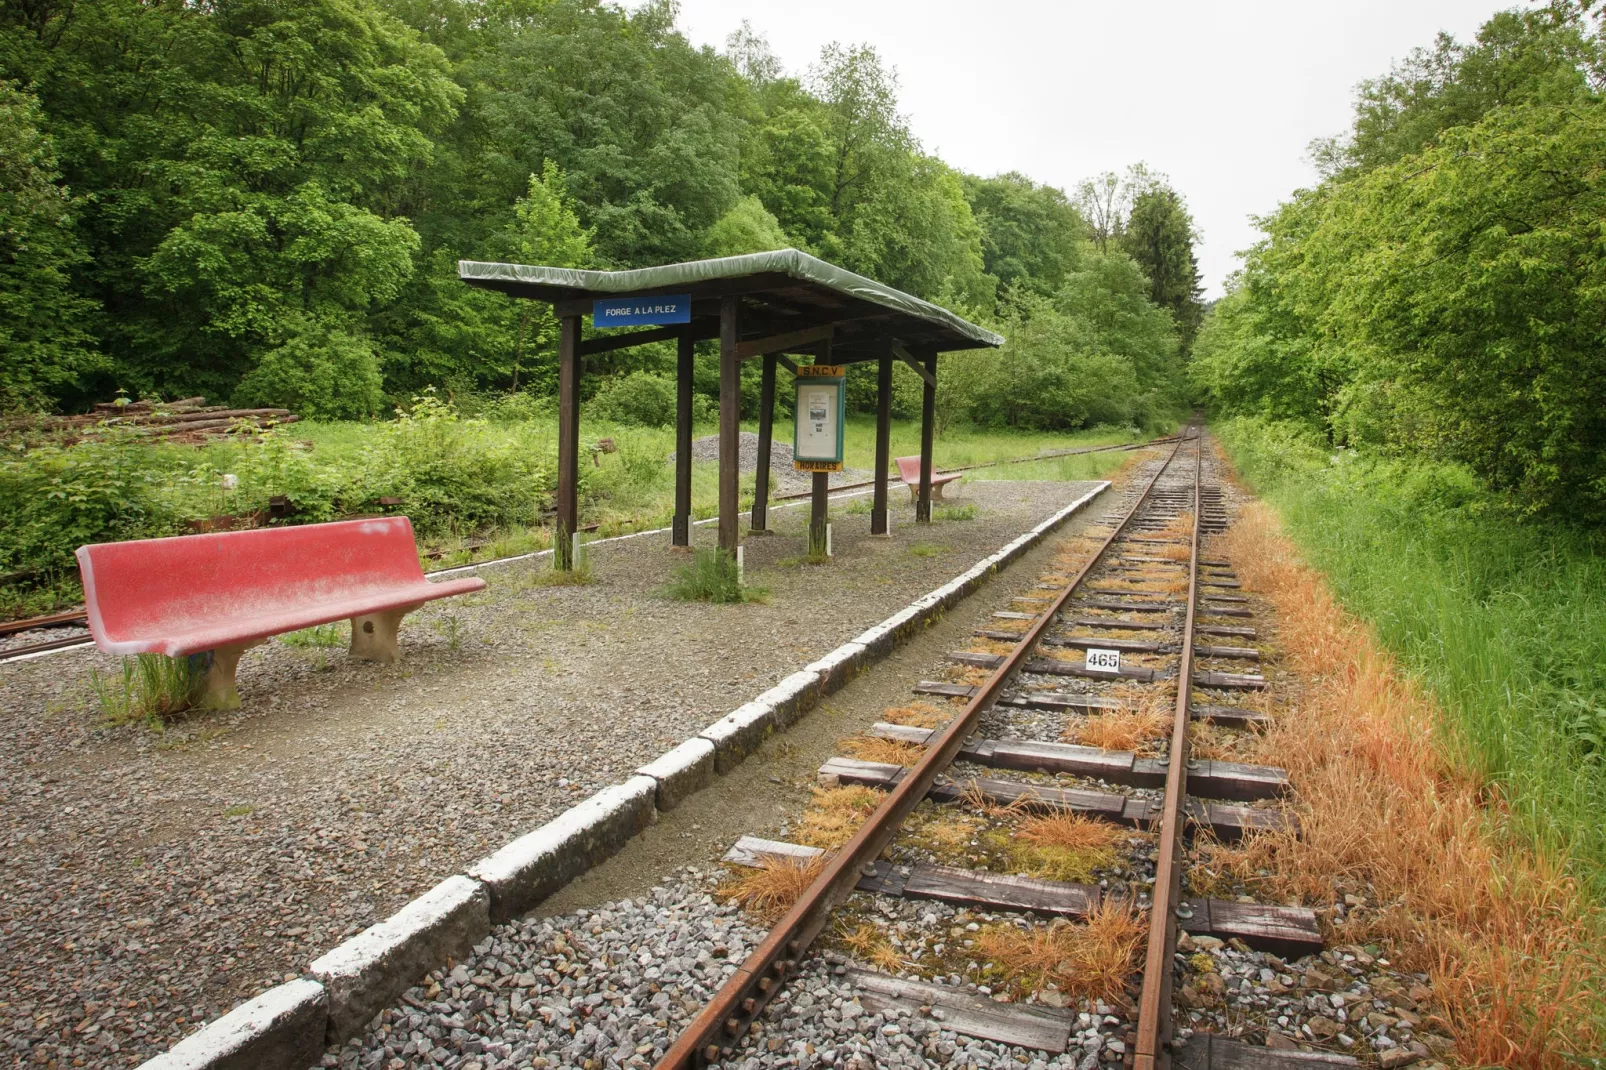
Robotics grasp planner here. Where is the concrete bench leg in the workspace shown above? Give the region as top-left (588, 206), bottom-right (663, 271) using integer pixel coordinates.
top-left (350, 607), bottom-right (413, 664)
top-left (196, 641), bottom-right (264, 711)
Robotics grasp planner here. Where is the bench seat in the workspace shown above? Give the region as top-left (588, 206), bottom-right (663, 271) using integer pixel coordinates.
top-left (895, 455), bottom-right (962, 502)
top-left (77, 517), bottom-right (485, 709)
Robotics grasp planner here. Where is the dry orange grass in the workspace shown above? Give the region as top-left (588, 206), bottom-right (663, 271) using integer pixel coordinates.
top-left (882, 703), bottom-right (949, 729)
top-left (964, 638), bottom-right (1018, 657)
top-left (718, 854), bottom-right (824, 922)
top-left (839, 734), bottom-right (926, 766)
top-left (841, 920), bottom-right (907, 973)
top-left (1016, 812), bottom-right (1126, 854)
top-left (796, 785), bottom-right (883, 850)
top-left (1218, 498), bottom-right (1606, 1066)
top-left (1066, 699), bottom-right (1170, 752)
top-left (974, 901), bottom-right (1144, 1003)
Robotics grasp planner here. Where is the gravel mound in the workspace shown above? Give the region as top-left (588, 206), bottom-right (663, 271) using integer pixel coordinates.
top-left (669, 432), bottom-right (870, 490)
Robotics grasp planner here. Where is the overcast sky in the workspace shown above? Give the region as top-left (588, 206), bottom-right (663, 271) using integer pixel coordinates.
top-left (665, 0), bottom-right (1500, 298)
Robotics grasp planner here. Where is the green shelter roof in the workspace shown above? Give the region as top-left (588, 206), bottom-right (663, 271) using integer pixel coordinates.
top-left (458, 248), bottom-right (1003, 356)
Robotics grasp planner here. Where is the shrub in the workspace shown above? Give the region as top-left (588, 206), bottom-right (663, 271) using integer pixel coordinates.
top-left (588, 372), bottom-right (694, 427)
top-left (233, 321), bottom-right (386, 419)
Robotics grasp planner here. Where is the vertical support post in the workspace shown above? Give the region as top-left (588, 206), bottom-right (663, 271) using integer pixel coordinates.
top-left (810, 472), bottom-right (829, 556)
top-left (751, 354), bottom-right (777, 533)
top-left (871, 346), bottom-right (893, 536)
top-left (917, 350), bottom-right (938, 524)
top-left (718, 296), bottom-right (741, 554)
top-left (672, 329), bottom-right (694, 547)
top-left (555, 313), bottom-right (582, 570)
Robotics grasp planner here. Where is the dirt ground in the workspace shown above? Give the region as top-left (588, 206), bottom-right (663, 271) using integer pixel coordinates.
top-left (0, 477), bottom-right (1113, 1068)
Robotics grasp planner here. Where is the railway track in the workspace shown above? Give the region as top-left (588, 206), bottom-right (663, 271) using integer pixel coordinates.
top-left (659, 429), bottom-right (1351, 1069)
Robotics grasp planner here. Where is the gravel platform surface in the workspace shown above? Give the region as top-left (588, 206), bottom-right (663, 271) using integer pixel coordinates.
top-left (0, 478), bottom-right (1105, 1069)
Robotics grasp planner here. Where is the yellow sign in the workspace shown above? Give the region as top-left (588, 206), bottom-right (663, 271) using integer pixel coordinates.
top-left (795, 459), bottom-right (844, 473)
top-left (796, 364), bottom-right (845, 378)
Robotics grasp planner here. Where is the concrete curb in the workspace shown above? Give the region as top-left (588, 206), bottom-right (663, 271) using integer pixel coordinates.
top-left (136, 480), bottom-right (1107, 1069)
top-left (309, 875), bottom-right (490, 1043)
top-left (138, 979), bottom-right (327, 1070)
top-left (468, 774), bottom-right (659, 923)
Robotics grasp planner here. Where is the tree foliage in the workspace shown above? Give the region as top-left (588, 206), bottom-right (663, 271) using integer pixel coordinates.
top-left (1193, 2), bottom-right (1606, 518)
top-left (1, 0), bottom-right (1189, 433)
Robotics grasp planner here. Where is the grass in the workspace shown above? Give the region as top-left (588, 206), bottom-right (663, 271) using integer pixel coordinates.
top-left (972, 901), bottom-right (1144, 1004)
top-left (881, 703), bottom-right (950, 729)
top-left (718, 855), bottom-right (823, 923)
top-left (795, 785), bottom-right (883, 850)
top-left (907, 542), bottom-right (942, 558)
top-left (92, 653), bottom-right (202, 725)
top-left (661, 547), bottom-right (763, 603)
top-left (1211, 485), bottom-right (1606, 1063)
top-left (281, 623), bottom-right (345, 648)
top-left (932, 503), bottom-right (976, 521)
top-left (838, 734), bottom-right (926, 766)
top-left (999, 813), bottom-right (1125, 883)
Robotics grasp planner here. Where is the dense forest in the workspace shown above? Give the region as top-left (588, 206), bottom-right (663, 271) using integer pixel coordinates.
top-left (0, 0), bottom-right (1201, 432)
top-left (1191, 1), bottom-right (1606, 519)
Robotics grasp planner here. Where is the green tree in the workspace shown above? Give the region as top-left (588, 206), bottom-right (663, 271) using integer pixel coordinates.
top-left (705, 195), bottom-right (791, 257)
top-left (1121, 186), bottom-right (1204, 350)
top-left (0, 81), bottom-right (98, 410)
top-left (962, 172), bottom-right (1086, 298)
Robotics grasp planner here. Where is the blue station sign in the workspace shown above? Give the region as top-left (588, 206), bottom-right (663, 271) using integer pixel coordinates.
top-left (592, 294), bottom-right (692, 328)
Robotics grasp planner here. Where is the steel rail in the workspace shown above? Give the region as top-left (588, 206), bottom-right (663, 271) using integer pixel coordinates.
top-left (1133, 426), bottom-right (1204, 1068)
top-left (654, 433), bottom-right (1193, 1070)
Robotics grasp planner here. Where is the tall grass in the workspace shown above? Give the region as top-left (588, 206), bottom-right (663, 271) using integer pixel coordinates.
top-left (1216, 416), bottom-right (1606, 900)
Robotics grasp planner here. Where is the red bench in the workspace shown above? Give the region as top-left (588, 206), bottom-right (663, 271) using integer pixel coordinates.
top-left (76, 518), bottom-right (485, 710)
top-left (894, 456), bottom-right (962, 502)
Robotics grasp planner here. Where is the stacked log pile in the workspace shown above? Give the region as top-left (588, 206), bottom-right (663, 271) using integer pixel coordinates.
top-left (42, 397), bottom-right (299, 443)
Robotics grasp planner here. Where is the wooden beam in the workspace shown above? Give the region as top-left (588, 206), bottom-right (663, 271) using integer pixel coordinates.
top-left (752, 355), bottom-right (777, 533)
top-left (672, 330), bottom-right (694, 547)
top-left (555, 315), bottom-right (582, 570)
top-left (735, 323), bottom-right (834, 361)
top-left (872, 348), bottom-right (893, 536)
top-left (890, 341), bottom-right (937, 388)
top-left (917, 347), bottom-right (936, 524)
top-left (718, 296), bottom-right (741, 553)
top-left (775, 354), bottom-right (800, 376)
top-left (579, 322), bottom-right (716, 357)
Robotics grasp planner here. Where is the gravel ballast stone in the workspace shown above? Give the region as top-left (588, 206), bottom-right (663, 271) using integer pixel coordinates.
top-left (307, 874), bottom-right (490, 1043)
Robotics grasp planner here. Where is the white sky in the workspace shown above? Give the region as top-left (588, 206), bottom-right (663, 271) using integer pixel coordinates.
top-left (666, 0), bottom-right (1499, 298)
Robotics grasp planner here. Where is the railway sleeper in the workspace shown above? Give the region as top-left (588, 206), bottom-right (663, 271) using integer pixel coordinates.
top-left (868, 723), bottom-right (1290, 800)
top-left (948, 650), bottom-right (1160, 683)
top-left (722, 840), bottom-right (1321, 957)
top-left (818, 758), bottom-right (1290, 841)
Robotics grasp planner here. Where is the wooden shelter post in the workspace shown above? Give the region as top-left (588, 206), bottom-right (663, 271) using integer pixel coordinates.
top-left (751, 354), bottom-right (777, 533)
top-left (555, 314), bottom-right (582, 569)
top-left (718, 296), bottom-right (741, 554)
top-left (871, 346), bottom-right (894, 536)
top-left (809, 338), bottom-right (832, 555)
top-left (917, 349), bottom-right (938, 523)
top-left (672, 329), bottom-right (694, 547)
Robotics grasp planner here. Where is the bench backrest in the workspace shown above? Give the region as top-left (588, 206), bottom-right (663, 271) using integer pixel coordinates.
top-left (78, 518), bottom-right (430, 651)
top-left (895, 456), bottom-right (925, 483)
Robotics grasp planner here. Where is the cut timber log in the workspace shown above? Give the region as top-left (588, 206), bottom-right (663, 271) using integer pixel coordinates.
top-left (1182, 899), bottom-right (1323, 958)
top-left (1024, 656), bottom-right (1156, 683)
top-left (849, 969), bottom-right (1080, 1054)
top-left (1194, 671), bottom-right (1269, 691)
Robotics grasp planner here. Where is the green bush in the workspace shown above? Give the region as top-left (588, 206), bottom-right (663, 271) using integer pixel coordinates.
top-left (233, 320), bottom-right (386, 419)
top-left (588, 372), bottom-right (710, 428)
top-left (362, 392), bottom-right (552, 537)
top-left (663, 547), bottom-right (762, 603)
top-left (0, 430), bottom-right (184, 584)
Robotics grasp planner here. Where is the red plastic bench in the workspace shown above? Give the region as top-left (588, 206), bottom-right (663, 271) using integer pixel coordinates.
top-left (76, 517), bottom-right (485, 710)
top-left (894, 456), bottom-right (962, 502)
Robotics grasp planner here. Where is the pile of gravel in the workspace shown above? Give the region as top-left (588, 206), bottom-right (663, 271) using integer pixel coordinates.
top-left (669, 433), bottom-right (870, 490)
